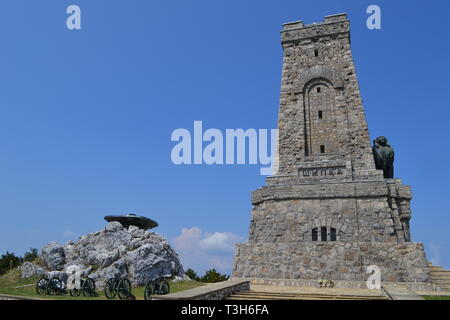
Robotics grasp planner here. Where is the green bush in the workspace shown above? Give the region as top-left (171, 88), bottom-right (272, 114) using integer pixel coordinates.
top-left (184, 268), bottom-right (229, 283)
top-left (0, 252), bottom-right (22, 275)
top-left (199, 269), bottom-right (229, 283)
top-left (0, 248), bottom-right (39, 275)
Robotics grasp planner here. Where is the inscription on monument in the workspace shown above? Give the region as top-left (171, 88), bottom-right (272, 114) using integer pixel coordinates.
top-left (298, 166), bottom-right (345, 178)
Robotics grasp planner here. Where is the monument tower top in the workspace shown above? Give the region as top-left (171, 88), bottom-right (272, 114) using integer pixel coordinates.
top-left (281, 13), bottom-right (349, 35)
top-left (275, 13), bottom-right (380, 181)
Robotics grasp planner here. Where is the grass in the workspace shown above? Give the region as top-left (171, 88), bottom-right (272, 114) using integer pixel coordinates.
top-left (422, 295), bottom-right (450, 300)
top-left (0, 269), bottom-right (205, 300)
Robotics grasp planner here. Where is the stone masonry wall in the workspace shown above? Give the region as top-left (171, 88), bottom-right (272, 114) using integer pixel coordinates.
top-left (276, 14), bottom-right (375, 177)
top-left (249, 179), bottom-right (411, 244)
top-left (248, 197), bottom-right (397, 244)
top-left (233, 242), bottom-right (431, 283)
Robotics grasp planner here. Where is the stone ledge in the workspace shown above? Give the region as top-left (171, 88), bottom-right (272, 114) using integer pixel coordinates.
top-left (324, 13), bottom-right (348, 23)
top-left (281, 14), bottom-right (348, 32)
top-left (253, 180), bottom-right (411, 204)
top-left (382, 285), bottom-right (424, 300)
top-left (231, 277), bottom-right (435, 292)
top-left (152, 280), bottom-right (249, 300)
top-left (281, 17), bottom-right (350, 44)
top-left (0, 294), bottom-right (42, 300)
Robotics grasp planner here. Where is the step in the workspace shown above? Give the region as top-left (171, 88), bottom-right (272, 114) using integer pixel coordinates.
top-left (235, 291), bottom-right (385, 298)
top-left (431, 276), bottom-right (450, 280)
top-left (430, 271), bottom-right (450, 276)
top-left (226, 296), bottom-right (384, 301)
top-left (428, 266), bottom-right (445, 270)
top-left (431, 275), bottom-right (450, 280)
top-left (428, 262), bottom-right (441, 268)
top-left (227, 295), bottom-right (387, 301)
top-left (226, 291), bottom-right (387, 301)
top-left (431, 273), bottom-right (450, 277)
top-left (230, 294), bottom-right (385, 300)
top-left (241, 291), bottom-right (383, 298)
top-left (434, 287), bottom-right (450, 292)
top-left (432, 280), bottom-right (450, 284)
top-left (429, 263), bottom-right (450, 288)
top-left (383, 286), bottom-right (424, 300)
top-left (432, 275), bottom-right (450, 279)
top-left (430, 268), bottom-right (450, 272)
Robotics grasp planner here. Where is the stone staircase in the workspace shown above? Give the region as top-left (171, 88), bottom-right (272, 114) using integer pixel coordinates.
top-left (226, 290), bottom-right (388, 301)
top-left (429, 262), bottom-right (450, 291)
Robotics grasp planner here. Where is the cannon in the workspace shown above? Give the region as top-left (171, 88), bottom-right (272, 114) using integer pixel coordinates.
top-left (144, 278), bottom-right (170, 300)
top-left (36, 273), bottom-right (97, 298)
top-left (68, 278), bottom-right (97, 297)
top-left (104, 275), bottom-right (134, 300)
top-left (36, 274), bottom-right (66, 296)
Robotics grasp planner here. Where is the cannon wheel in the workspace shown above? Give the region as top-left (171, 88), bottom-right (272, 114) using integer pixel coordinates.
top-left (45, 278), bottom-right (54, 295)
top-left (47, 278), bottom-right (63, 295)
top-left (158, 280), bottom-right (170, 295)
top-left (69, 288), bottom-right (81, 297)
top-left (144, 281), bottom-right (155, 300)
top-left (69, 285), bottom-right (82, 297)
top-left (36, 277), bottom-right (48, 295)
top-left (82, 278), bottom-right (96, 297)
top-left (104, 278), bottom-right (117, 299)
top-left (68, 279), bottom-right (82, 297)
top-left (117, 279), bottom-right (132, 300)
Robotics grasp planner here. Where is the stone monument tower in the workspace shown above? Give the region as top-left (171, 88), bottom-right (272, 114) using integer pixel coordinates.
top-left (232, 14), bottom-right (431, 285)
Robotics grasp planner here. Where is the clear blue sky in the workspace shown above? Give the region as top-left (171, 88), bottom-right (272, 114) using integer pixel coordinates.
top-left (0, 0), bottom-right (449, 274)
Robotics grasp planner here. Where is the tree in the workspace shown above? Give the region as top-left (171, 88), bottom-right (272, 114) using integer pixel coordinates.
top-left (200, 269), bottom-right (229, 283)
top-left (23, 248), bottom-right (38, 262)
top-left (184, 268), bottom-right (200, 281)
top-left (0, 249), bottom-right (39, 276)
top-left (0, 251), bottom-right (22, 275)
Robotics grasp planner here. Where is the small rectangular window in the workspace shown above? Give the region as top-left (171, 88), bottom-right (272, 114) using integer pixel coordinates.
top-left (330, 228), bottom-right (337, 241)
top-left (314, 49), bottom-right (319, 57)
top-left (320, 145), bottom-right (325, 153)
top-left (318, 111), bottom-right (323, 119)
top-left (312, 228), bottom-right (318, 241)
top-left (317, 87), bottom-right (321, 93)
top-left (321, 227), bottom-right (327, 241)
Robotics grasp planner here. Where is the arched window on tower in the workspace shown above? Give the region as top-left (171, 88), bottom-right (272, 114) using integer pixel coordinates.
top-left (303, 78), bottom-right (339, 155)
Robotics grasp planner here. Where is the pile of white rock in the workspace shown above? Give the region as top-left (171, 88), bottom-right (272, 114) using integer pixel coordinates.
top-left (20, 221), bottom-right (184, 288)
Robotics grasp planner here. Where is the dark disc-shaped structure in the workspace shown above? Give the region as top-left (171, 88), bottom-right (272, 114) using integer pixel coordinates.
top-left (104, 214), bottom-right (158, 230)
